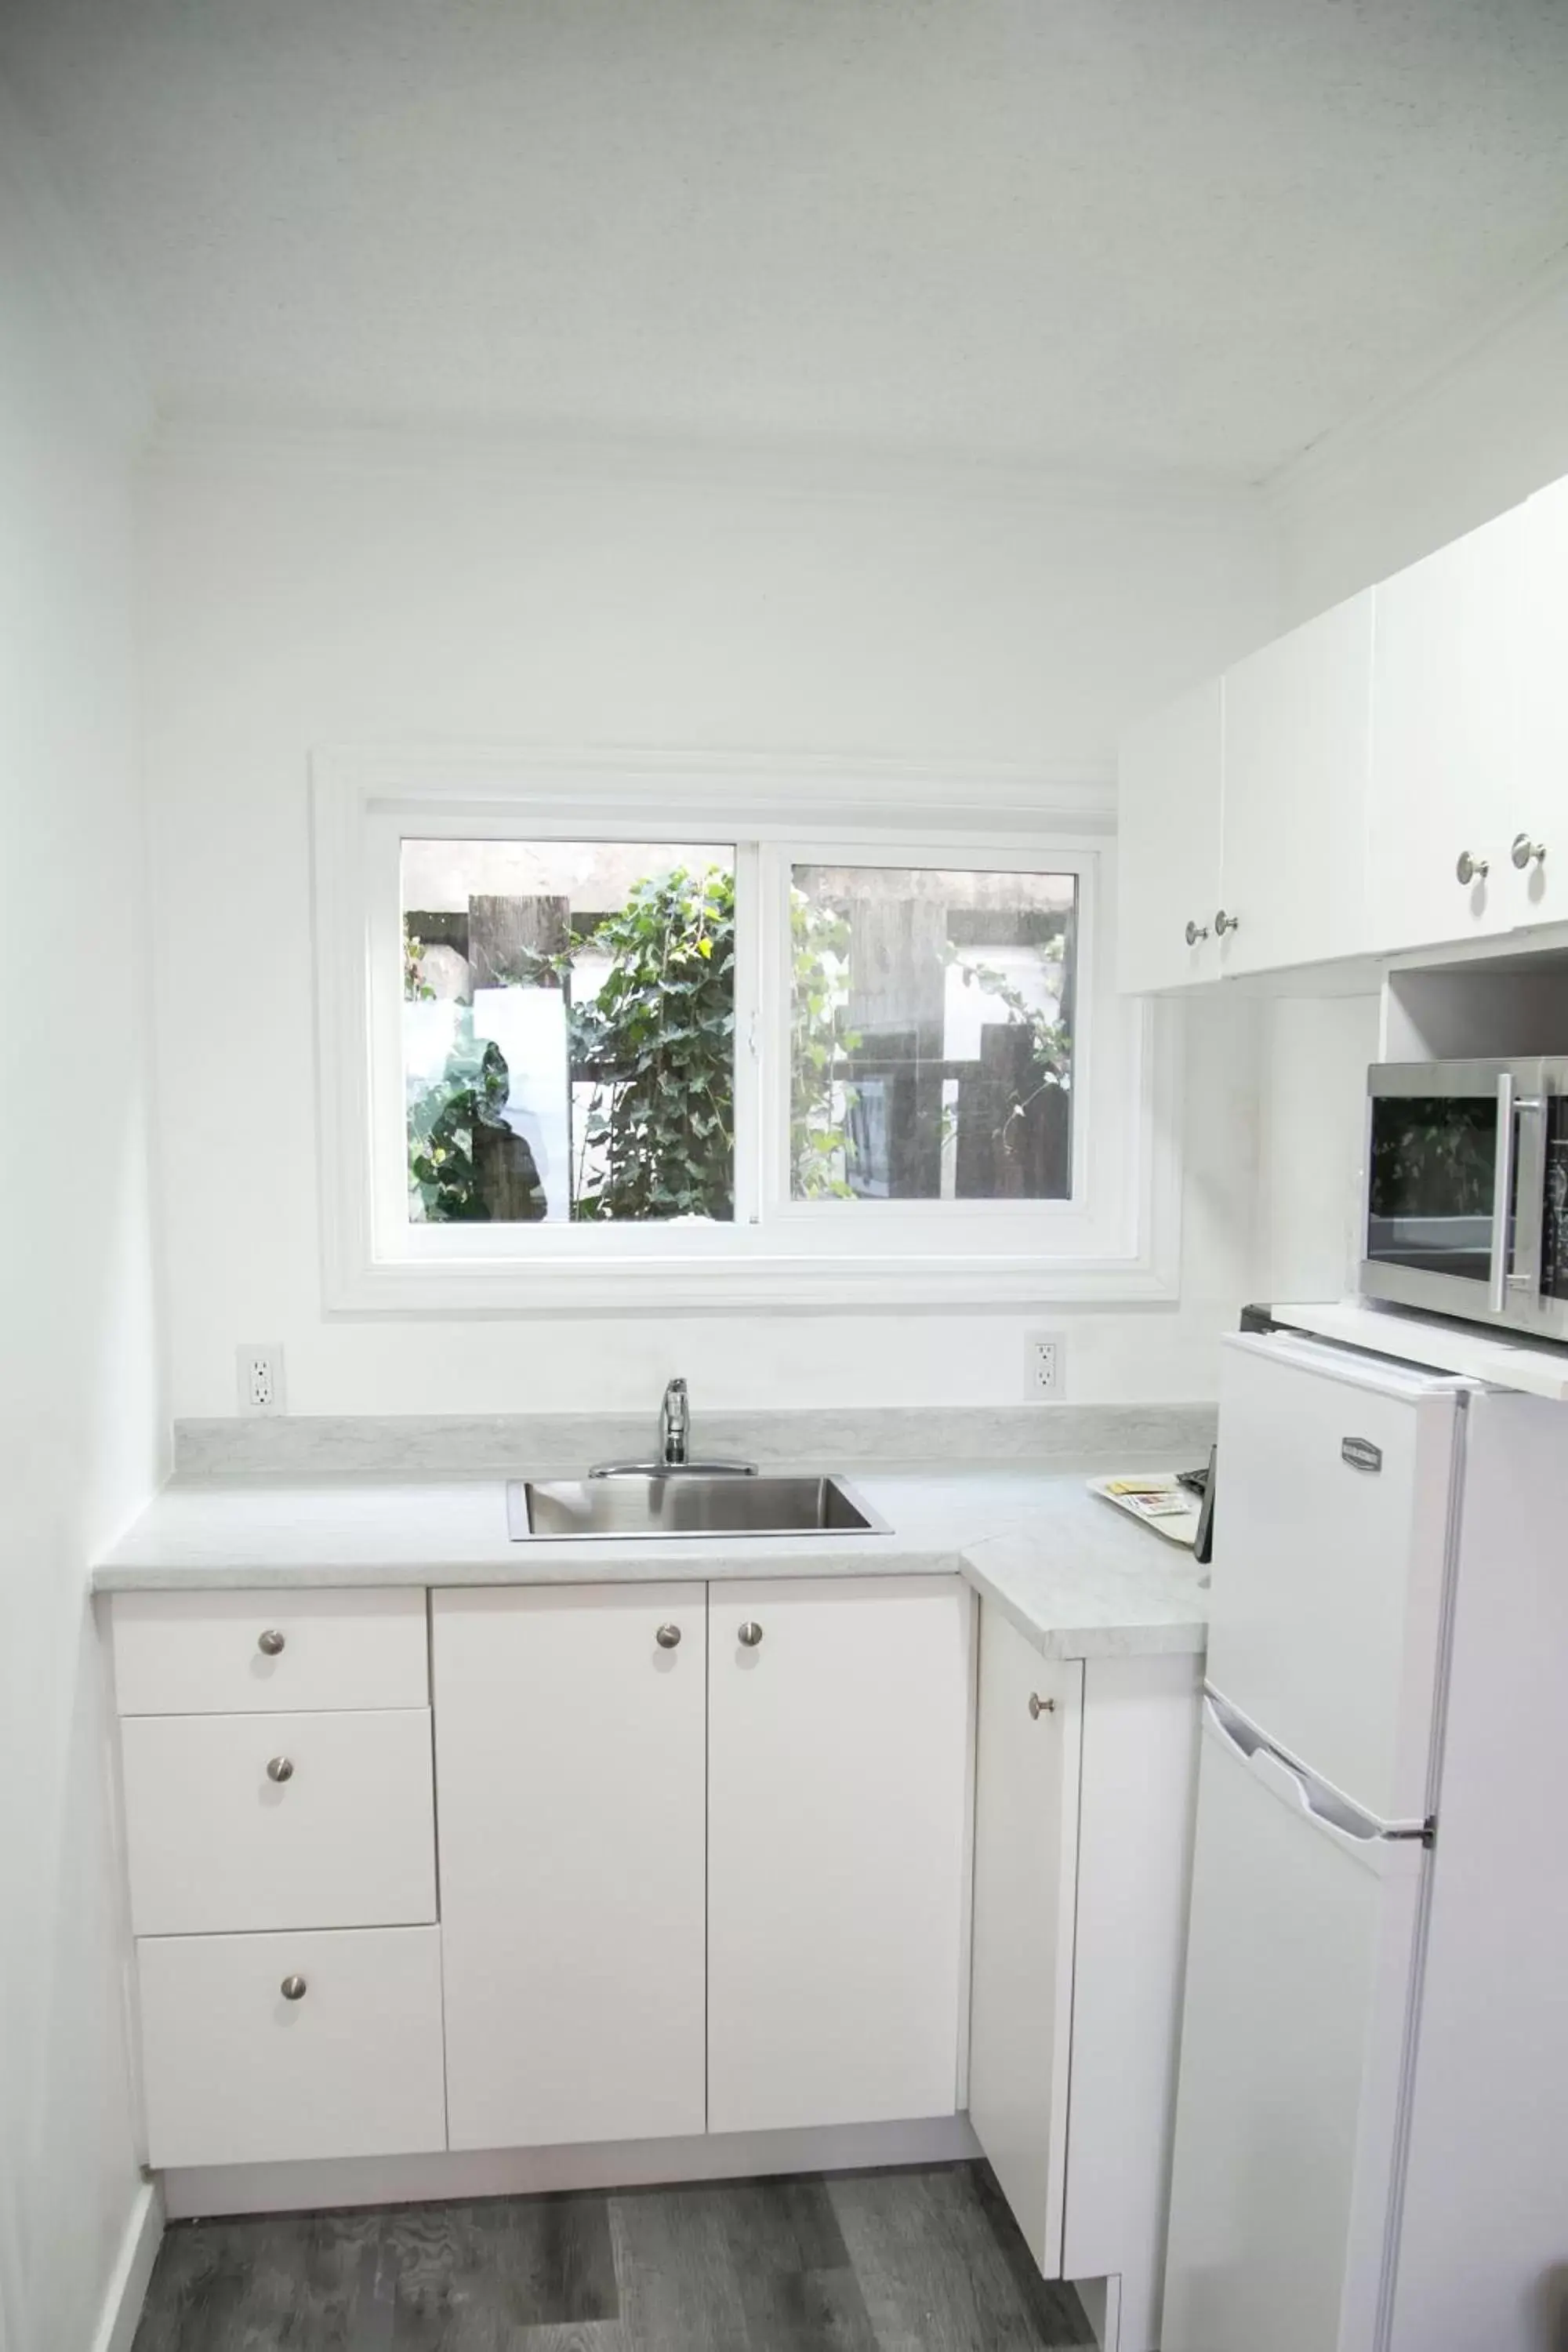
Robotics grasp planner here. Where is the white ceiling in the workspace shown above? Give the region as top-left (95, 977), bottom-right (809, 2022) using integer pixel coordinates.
top-left (5, 0), bottom-right (1568, 480)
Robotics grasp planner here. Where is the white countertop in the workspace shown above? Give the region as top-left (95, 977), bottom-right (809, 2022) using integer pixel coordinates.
top-left (93, 1466), bottom-right (1209, 1662)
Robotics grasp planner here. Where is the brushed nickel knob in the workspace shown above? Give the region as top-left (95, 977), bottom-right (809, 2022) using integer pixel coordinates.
top-left (257, 1629), bottom-right (285, 1657)
top-left (1029, 1693), bottom-right (1056, 1719)
top-left (1185, 919), bottom-right (1210, 946)
top-left (280, 1975), bottom-right (307, 2001)
top-left (738, 1621), bottom-right (764, 1648)
top-left (1457, 850), bottom-right (1489, 886)
top-left (655, 1624), bottom-right (682, 1650)
top-left (266, 1756), bottom-right (294, 1784)
top-left (1512, 833), bottom-right (1548, 871)
top-left (1214, 909), bottom-right (1240, 938)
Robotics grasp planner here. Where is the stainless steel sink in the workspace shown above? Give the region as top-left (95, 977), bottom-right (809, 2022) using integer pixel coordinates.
top-left (506, 1472), bottom-right (889, 1541)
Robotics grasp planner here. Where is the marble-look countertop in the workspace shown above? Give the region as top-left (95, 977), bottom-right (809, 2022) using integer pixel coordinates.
top-left (93, 1466), bottom-right (1210, 1663)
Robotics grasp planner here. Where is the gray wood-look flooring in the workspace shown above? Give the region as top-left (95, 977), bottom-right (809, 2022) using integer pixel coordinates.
top-left (133, 2162), bottom-right (1094, 2350)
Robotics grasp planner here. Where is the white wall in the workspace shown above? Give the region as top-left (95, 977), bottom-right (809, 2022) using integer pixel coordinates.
top-left (1250, 996), bottom-right (1381, 1306)
top-left (141, 430), bottom-right (1278, 1416)
top-left (1272, 263), bottom-right (1568, 626)
top-left (0, 94), bottom-right (163, 2352)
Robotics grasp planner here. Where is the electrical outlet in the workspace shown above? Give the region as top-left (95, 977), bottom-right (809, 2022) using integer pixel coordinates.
top-left (1025, 1331), bottom-right (1066, 1400)
top-left (238, 1343), bottom-right (285, 1416)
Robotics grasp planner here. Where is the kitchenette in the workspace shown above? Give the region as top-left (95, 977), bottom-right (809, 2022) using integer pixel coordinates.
top-left (93, 1396), bottom-right (1210, 2352)
top-left (9, 9), bottom-right (1568, 2352)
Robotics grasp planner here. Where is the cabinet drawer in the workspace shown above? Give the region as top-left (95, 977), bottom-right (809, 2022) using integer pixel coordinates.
top-left (138, 1926), bottom-right (446, 2169)
top-left (111, 1588), bottom-right (428, 1715)
top-left (122, 1709), bottom-right (436, 1936)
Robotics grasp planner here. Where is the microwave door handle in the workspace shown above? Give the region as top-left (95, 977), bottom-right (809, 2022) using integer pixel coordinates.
top-left (1511, 1093), bottom-right (1548, 1300)
top-left (1490, 1073), bottom-right (1517, 1313)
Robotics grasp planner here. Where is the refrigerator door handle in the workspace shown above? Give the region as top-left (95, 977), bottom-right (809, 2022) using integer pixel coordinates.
top-left (1202, 1693), bottom-right (1425, 1864)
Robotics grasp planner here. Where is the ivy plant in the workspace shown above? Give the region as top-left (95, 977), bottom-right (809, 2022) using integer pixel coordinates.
top-left (406, 868), bottom-right (864, 1222)
top-left (949, 948), bottom-right (1073, 1156)
top-left (567, 866), bottom-right (738, 1221)
top-left (789, 887), bottom-right (862, 1199)
top-left (406, 1012), bottom-right (514, 1221)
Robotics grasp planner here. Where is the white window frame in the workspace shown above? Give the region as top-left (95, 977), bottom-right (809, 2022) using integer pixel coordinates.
top-left (313, 747), bottom-right (1181, 1312)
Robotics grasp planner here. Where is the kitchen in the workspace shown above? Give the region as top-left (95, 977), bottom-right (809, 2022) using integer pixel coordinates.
top-left (5, 5), bottom-right (1568, 2350)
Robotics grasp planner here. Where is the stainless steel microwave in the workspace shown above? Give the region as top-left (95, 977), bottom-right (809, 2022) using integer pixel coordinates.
top-left (1363, 1059), bottom-right (1568, 1339)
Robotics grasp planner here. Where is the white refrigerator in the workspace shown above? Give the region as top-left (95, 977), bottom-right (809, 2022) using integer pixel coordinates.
top-left (1162, 1328), bottom-right (1568, 2352)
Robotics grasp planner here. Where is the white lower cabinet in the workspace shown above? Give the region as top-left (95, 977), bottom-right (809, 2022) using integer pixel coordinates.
top-left (434, 1584), bottom-right (708, 2151)
top-left (968, 1631), bottom-right (1083, 2273)
top-left (116, 1569), bottom-right (1196, 2297)
top-left (707, 1575), bottom-right (972, 2134)
top-left (121, 1707), bottom-right (436, 1936)
top-left (138, 1925), bottom-right (446, 2168)
top-left (967, 1604), bottom-right (1201, 2352)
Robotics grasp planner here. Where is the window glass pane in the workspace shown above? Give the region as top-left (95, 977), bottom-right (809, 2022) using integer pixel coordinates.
top-left (789, 864), bottom-right (1076, 1203)
top-left (402, 840), bottom-right (735, 1225)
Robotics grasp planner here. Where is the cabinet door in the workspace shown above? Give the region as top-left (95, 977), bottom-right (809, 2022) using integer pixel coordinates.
top-left (1369, 502), bottom-right (1530, 953)
top-left (707, 1577), bottom-right (971, 2135)
top-left (1514, 473), bottom-right (1568, 931)
top-left (1219, 592), bottom-right (1373, 975)
top-left (1117, 678), bottom-right (1224, 993)
top-left (434, 1585), bottom-right (706, 2151)
top-left (967, 1606), bottom-right (1083, 2276)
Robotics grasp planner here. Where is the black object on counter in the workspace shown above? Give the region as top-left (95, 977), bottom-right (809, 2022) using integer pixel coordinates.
top-left (1194, 1443), bottom-right (1216, 1565)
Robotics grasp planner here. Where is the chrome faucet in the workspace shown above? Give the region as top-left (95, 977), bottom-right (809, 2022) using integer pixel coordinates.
top-left (659, 1377), bottom-right (691, 1468)
top-left (589, 1377), bottom-right (755, 1479)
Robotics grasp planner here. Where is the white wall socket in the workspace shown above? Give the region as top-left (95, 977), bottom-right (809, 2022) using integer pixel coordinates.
top-left (238, 1343), bottom-right (285, 1416)
top-left (1025, 1331), bottom-right (1066, 1400)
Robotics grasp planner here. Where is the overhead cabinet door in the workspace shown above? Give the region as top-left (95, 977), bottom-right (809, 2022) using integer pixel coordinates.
top-left (434, 1584), bottom-right (707, 2151)
top-left (707, 1577), bottom-right (971, 2134)
top-left (1369, 501), bottom-right (1530, 954)
top-left (1514, 473), bottom-right (1568, 931)
top-left (1218, 591), bottom-right (1373, 976)
top-left (1117, 678), bottom-right (1224, 993)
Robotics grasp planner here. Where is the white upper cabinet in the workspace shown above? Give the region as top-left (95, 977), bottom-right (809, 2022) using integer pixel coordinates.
top-left (1514, 474), bottom-right (1568, 931)
top-left (1218, 591), bottom-right (1374, 976)
top-left (1367, 499), bottom-right (1532, 953)
top-left (1118, 471), bottom-right (1568, 989)
top-left (1117, 678), bottom-right (1223, 993)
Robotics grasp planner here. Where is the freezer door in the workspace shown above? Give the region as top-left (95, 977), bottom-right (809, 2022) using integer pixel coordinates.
top-left (1207, 1331), bottom-right (1461, 1824)
top-left (1162, 1696), bottom-right (1426, 2352)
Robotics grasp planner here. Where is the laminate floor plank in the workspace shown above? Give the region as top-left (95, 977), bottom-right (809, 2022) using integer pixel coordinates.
top-left (132, 2163), bottom-right (1091, 2352)
top-left (604, 2183), bottom-right (751, 2352)
top-left (132, 2209), bottom-right (380, 2352)
top-left (377, 2193), bottom-right (620, 2343)
top-left (827, 2165), bottom-right (1093, 2352)
top-left (699, 2176), bottom-right (880, 2352)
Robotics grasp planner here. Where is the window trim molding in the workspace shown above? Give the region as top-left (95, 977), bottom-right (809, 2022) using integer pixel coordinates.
top-left (311, 744), bottom-right (1181, 1314)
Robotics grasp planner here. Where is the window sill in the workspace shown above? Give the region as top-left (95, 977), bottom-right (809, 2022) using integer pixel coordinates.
top-left (325, 1251), bottom-right (1181, 1316)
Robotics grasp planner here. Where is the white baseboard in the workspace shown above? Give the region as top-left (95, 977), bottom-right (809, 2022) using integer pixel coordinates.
top-left (91, 2179), bottom-right (165, 2352)
top-left (162, 2112), bottom-right (980, 2221)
